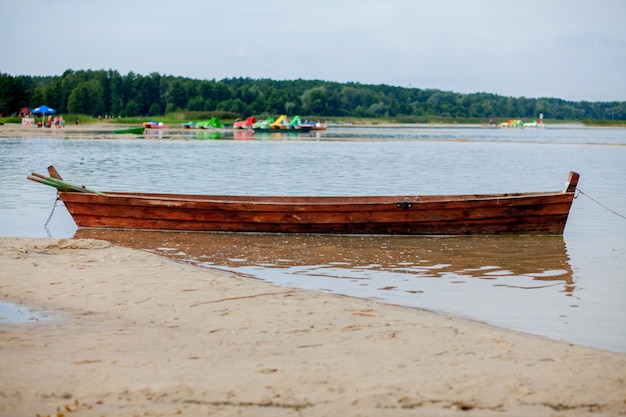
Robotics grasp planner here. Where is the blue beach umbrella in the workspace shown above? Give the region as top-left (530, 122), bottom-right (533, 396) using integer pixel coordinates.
top-left (31, 105), bottom-right (56, 126)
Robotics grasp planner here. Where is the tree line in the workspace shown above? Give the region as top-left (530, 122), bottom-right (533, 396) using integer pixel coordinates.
top-left (1, 69), bottom-right (624, 121)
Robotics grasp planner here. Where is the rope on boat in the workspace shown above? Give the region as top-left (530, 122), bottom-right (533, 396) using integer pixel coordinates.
top-left (577, 189), bottom-right (626, 220)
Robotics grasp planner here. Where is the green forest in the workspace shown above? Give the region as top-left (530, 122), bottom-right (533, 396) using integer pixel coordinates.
top-left (1, 69), bottom-right (625, 122)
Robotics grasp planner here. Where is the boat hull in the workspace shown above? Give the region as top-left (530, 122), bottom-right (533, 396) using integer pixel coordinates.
top-left (57, 172), bottom-right (579, 235)
top-left (113, 127), bottom-right (145, 134)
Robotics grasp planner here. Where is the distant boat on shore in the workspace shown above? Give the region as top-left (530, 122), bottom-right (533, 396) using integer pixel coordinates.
top-left (113, 126), bottom-right (145, 135)
top-left (181, 117), bottom-right (223, 129)
top-left (143, 121), bottom-right (169, 129)
top-left (252, 115), bottom-right (326, 132)
top-left (233, 116), bottom-right (256, 129)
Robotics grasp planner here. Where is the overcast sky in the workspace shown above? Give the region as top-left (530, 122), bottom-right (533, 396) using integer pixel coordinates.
top-left (2, 0), bottom-right (625, 102)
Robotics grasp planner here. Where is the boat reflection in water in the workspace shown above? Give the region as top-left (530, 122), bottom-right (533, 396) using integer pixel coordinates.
top-left (74, 230), bottom-right (574, 296)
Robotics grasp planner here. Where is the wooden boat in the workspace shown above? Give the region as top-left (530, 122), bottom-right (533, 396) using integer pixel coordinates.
top-left (28, 167), bottom-right (579, 235)
top-left (113, 126), bottom-right (145, 135)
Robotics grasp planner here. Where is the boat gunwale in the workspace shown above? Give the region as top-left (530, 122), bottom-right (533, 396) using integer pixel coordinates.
top-left (59, 189), bottom-right (572, 206)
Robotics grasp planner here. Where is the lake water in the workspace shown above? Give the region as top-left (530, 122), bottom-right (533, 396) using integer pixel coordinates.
top-left (1, 124), bottom-right (625, 352)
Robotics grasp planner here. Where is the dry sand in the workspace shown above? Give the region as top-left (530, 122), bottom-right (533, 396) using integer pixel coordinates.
top-left (0, 237), bottom-right (625, 417)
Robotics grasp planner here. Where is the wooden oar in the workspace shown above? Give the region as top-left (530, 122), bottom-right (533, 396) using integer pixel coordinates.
top-left (47, 165), bottom-right (63, 180)
top-left (27, 174), bottom-right (62, 190)
top-left (28, 172), bottom-right (101, 194)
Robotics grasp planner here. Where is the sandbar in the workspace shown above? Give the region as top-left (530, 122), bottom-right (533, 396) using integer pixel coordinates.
top-left (0, 237), bottom-right (624, 416)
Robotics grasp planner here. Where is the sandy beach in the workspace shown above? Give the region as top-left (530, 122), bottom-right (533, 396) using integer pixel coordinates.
top-left (0, 122), bottom-right (154, 140)
top-left (0, 237), bottom-right (624, 417)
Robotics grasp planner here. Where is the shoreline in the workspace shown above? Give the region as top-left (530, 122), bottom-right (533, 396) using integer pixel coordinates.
top-left (1, 237), bottom-right (624, 416)
top-left (0, 121), bottom-right (605, 140)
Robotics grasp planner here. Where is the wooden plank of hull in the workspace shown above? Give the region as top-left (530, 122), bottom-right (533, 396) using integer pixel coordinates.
top-left (58, 190), bottom-right (575, 235)
top-left (61, 190), bottom-right (562, 205)
top-left (61, 198), bottom-right (573, 226)
top-left (59, 190), bottom-right (573, 213)
top-left (66, 214), bottom-right (570, 234)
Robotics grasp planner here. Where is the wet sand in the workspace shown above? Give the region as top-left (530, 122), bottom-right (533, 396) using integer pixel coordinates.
top-left (0, 237), bottom-right (624, 416)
